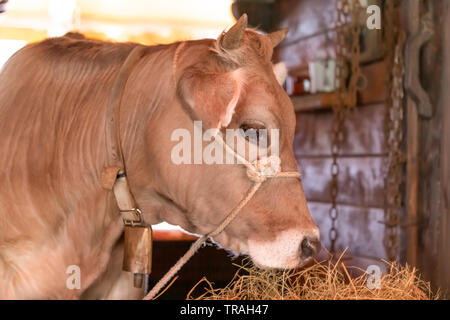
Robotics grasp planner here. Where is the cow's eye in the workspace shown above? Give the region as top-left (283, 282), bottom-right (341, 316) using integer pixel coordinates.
top-left (239, 121), bottom-right (269, 146)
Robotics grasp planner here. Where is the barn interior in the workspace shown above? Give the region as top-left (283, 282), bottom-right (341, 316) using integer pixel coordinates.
top-left (0, 0), bottom-right (449, 300)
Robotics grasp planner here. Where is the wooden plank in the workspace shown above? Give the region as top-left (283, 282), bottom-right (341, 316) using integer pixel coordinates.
top-left (405, 79), bottom-right (420, 266)
top-left (275, 0), bottom-right (383, 63)
top-left (291, 92), bottom-right (337, 112)
top-left (405, 124), bottom-right (419, 267)
top-left (440, 3), bottom-right (450, 295)
top-left (294, 103), bottom-right (386, 156)
top-left (298, 156), bottom-right (386, 208)
top-left (414, 0), bottom-right (450, 295)
top-left (150, 240), bottom-right (245, 299)
top-left (358, 61), bottom-right (388, 106)
top-left (440, 70), bottom-right (450, 296)
top-left (289, 61), bottom-right (387, 111)
top-left (309, 201), bottom-right (387, 259)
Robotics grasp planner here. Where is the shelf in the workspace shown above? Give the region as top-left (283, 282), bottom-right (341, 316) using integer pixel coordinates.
top-left (291, 92), bottom-right (337, 112)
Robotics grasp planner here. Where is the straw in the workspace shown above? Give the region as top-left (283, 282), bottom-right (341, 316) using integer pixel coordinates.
top-left (187, 257), bottom-right (439, 300)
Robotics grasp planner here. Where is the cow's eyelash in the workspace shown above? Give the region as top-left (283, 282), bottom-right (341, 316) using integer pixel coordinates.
top-left (239, 121), bottom-right (270, 146)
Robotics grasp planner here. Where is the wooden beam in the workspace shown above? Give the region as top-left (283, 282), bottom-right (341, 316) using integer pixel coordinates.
top-left (291, 93), bottom-right (336, 112)
top-left (294, 103), bottom-right (386, 156)
top-left (308, 202), bottom-right (388, 259)
top-left (291, 61), bottom-right (387, 112)
top-left (276, 0), bottom-right (383, 69)
top-left (405, 96), bottom-right (419, 267)
top-left (404, 0), bottom-right (420, 267)
top-left (439, 3), bottom-right (450, 295)
top-left (298, 156), bottom-right (387, 208)
top-left (358, 61), bottom-right (388, 106)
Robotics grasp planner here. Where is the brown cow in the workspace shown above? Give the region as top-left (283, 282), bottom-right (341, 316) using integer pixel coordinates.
top-left (0, 15), bottom-right (319, 299)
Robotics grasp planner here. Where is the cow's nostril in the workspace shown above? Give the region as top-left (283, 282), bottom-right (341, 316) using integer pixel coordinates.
top-left (300, 237), bottom-right (321, 259)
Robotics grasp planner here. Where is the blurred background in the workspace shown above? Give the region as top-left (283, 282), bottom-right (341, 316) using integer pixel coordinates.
top-left (1, 0), bottom-right (448, 299)
top-left (0, 0), bottom-right (235, 67)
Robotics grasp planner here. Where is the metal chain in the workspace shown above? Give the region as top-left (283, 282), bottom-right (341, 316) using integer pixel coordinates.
top-left (383, 0), bottom-right (405, 262)
top-left (329, 0), bottom-right (363, 252)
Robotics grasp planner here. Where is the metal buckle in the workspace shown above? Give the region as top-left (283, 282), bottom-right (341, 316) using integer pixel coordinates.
top-left (120, 208), bottom-right (143, 226)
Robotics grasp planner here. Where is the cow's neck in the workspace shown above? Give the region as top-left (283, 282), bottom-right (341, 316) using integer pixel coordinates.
top-left (111, 43), bottom-right (190, 227)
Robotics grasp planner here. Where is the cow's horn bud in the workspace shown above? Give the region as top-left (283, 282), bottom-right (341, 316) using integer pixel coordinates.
top-left (267, 28), bottom-right (289, 48)
top-left (220, 13), bottom-right (248, 50)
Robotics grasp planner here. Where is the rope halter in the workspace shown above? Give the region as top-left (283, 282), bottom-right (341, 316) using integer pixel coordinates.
top-left (246, 155), bottom-right (281, 183)
top-left (144, 131), bottom-right (301, 300)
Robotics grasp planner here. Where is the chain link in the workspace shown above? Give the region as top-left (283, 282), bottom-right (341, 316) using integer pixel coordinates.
top-left (329, 0), bottom-right (362, 252)
top-left (383, 0), bottom-right (405, 261)
top-left (330, 0), bottom-right (404, 259)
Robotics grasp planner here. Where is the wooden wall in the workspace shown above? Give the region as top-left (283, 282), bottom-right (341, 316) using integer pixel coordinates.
top-left (273, 0), bottom-right (450, 295)
top-left (149, 240), bottom-right (245, 299)
top-left (413, 0), bottom-right (450, 296)
top-left (274, 0), bottom-right (390, 261)
top-left (441, 2), bottom-right (450, 295)
top-left (150, 0), bottom-right (450, 298)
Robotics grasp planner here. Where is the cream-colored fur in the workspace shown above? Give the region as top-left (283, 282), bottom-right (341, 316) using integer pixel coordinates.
top-left (248, 228), bottom-right (320, 269)
top-left (0, 22), bottom-right (319, 299)
top-left (272, 62), bottom-right (288, 85)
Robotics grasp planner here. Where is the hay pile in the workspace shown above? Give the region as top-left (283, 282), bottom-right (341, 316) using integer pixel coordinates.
top-left (188, 256), bottom-right (438, 300)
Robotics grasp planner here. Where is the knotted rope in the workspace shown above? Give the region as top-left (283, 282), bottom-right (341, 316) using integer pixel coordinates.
top-left (143, 134), bottom-right (301, 300)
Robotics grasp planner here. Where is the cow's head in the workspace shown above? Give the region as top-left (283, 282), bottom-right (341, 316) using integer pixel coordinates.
top-left (142, 14), bottom-right (320, 269)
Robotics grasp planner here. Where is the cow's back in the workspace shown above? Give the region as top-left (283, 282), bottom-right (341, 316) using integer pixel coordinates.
top-left (0, 36), bottom-right (136, 297)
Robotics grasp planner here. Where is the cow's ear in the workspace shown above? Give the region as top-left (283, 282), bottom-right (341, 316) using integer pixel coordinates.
top-left (178, 68), bottom-right (241, 133)
top-left (273, 62), bottom-right (288, 85)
